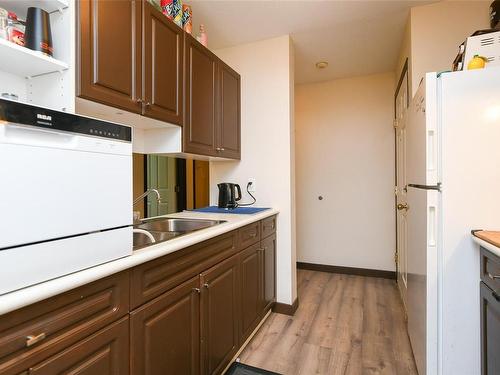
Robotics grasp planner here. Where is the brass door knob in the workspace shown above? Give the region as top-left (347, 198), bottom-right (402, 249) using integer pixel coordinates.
top-left (397, 203), bottom-right (409, 211)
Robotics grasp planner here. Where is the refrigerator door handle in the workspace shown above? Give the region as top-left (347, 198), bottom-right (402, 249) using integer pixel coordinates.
top-left (428, 205), bottom-right (437, 247)
top-left (427, 129), bottom-right (436, 173)
top-left (407, 183), bottom-right (442, 191)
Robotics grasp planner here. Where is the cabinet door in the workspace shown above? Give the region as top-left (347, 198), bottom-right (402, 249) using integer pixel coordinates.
top-left (217, 62), bottom-right (241, 159)
top-left (78, 0), bottom-right (142, 113)
top-left (239, 243), bottom-right (262, 343)
top-left (142, 1), bottom-right (183, 125)
top-left (481, 282), bottom-right (500, 375)
top-left (130, 276), bottom-right (200, 375)
top-left (200, 254), bottom-right (240, 375)
top-left (261, 233), bottom-right (276, 313)
top-left (184, 34), bottom-right (217, 156)
top-left (28, 317), bottom-right (129, 375)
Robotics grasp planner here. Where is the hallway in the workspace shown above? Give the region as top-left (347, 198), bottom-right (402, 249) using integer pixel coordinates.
top-left (238, 269), bottom-right (418, 375)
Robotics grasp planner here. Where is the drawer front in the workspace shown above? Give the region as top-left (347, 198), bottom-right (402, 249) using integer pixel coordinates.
top-left (481, 247), bottom-right (500, 293)
top-left (0, 272), bottom-right (129, 372)
top-left (130, 231), bottom-right (237, 309)
top-left (238, 222), bottom-right (261, 249)
top-left (28, 317), bottom-right (129, 375)
top-left (261, 216), bottom-right (277, 239)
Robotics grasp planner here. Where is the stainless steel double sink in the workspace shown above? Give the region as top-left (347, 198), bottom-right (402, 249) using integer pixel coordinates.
top-left (133, 217), bottom-right (226, 250)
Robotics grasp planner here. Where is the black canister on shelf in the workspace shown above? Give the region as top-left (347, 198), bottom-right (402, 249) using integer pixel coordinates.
top-left (24, 7), bottom-right (53, 56)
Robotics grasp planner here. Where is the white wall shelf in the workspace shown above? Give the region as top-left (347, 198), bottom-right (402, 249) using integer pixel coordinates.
top-left (0, 38), bottom-right (68, 78)
top-left (0, 0), bottom-right (69, 17)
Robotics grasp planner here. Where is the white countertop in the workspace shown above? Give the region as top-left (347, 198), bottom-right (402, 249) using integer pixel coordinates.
top-left (472, 235), bottom-right (500, 258)
top-left (0, 209), bottom-right (279, 316)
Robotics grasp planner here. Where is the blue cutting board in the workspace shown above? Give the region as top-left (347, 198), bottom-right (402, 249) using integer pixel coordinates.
top-left (191, 206), bottom-right (271, 214)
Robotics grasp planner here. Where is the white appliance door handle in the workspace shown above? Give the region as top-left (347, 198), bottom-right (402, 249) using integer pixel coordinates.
top-left (1, 124), bottom-right (78, 149)
top-left (428, 205), bottom-right (437, 247)
top-left (427, 129), bottom-right (436, 173)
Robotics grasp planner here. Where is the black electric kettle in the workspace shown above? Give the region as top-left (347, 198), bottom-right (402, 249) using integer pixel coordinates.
top-left (217, 183), bottom-right (242, 209)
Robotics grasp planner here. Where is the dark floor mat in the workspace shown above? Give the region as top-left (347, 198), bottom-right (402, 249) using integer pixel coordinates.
top-left (224, 362), bottom-right (282, 375)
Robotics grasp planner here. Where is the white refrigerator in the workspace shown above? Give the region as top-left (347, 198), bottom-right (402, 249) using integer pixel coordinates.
top-left (405, 67), bottom-right (500, 375)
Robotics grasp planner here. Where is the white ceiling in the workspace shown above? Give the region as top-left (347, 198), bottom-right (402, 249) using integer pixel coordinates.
top-left (189, 0), bottom-right (436, 84)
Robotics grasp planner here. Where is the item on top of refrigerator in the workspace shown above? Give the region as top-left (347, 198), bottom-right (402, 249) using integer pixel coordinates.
top-left (452, 42), bottom-right (465, 71)
top-left (467, 55), bottom-right (488, 70)
top-left (182, 4), bottom-right (192, 34)
top-left (491, 0), bottom-right (499, 29)
top-left (161, 0), bottom-right (183, 26)
top-left (462, 30), bottom-right (500, 69)
top-left (25, 7), bottom-right (53, 56)
top-left (197, 24), bottom-right (207, 47)
top-left (7, 12), bottom-right (25, 46)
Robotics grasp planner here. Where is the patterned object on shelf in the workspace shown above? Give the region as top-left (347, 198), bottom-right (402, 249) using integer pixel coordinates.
top-left (161, 0), bottom-right (183, 27)
top-left (182, 4), bottom-right (191, 34)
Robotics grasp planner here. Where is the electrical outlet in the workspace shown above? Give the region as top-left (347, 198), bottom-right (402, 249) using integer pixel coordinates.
top-left (247, 178), bottom-right (256, 192)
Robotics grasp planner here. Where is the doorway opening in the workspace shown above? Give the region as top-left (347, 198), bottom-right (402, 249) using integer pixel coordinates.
top-left (132, 154), bottom-right (210, 219)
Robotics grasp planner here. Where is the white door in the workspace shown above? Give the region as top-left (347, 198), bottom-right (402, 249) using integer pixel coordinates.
top-left (406, 186), bottom-right (439, 375)
top-left (405, 76), bottom-right (439, 375)
top-left (396, 123), bottom-right (409, 309)
top-left (147, 155), bottom-right (177, 217)
top-left (395, 65), bottom-right (409, 309)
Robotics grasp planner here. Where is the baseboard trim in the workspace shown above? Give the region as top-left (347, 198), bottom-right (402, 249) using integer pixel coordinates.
top-left (297, 262), bottom-right (396, 280)
top-left (272, 297), bottom-right (299, 316)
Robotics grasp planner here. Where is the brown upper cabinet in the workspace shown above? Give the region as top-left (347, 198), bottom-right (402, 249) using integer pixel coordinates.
top-left (183, 33), bottom-right (218, 157)
top-left (78, 0), bottom-right (240, 159)
top-left (78, 0), bottom-right (142, 113)
top-left (183, 34), bottom-right (241, 159)
top-left (217, 61), bottom-right (241, 159)
top-left (142, 1), bottom-right (183, 124)
top-left (78, 0), bottom-right (183, 125)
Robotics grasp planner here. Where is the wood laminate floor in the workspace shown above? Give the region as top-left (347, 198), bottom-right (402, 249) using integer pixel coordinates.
top-left (238, 269), bottom-right (418, 375)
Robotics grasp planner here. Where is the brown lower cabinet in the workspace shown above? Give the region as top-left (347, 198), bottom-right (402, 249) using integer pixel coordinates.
top-left (240, 243), bottom-right (263, 343)
top-left (261, 233), bottom-right (277, 312)
top-left (480, 247), bottom-right (500, 375)
top-left (130, 276), bottom-right (200, 375)
top-left (0, 216), bottom-right (277, 375)
top-left (28, 318), bottom-right (129, 375)
top-left (200, 254), bottom-right (241, 375)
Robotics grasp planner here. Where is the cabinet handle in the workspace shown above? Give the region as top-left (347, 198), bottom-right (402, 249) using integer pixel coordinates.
top-left (215, 147), bottom-right (221, 152)
top-left (257, 248), bottom-right (265, 252)
top-left (145, 102), bottom-right (151, 107)
top-left (204, 283), bottom-right (210, 289)
top-left (136, 98), bottom-right (143, 104)
top-left (488, 272), bottom-right (500, 280)
top-left (220, 148), bottom-right (225, 151)
top-left (26, 333), bottom-right (46, 347)
top-left (193, 288), bottom-right (201, 294)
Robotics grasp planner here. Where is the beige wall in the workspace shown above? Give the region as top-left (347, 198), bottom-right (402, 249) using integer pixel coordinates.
top-left (210, 35), bottom-right (297, 305)
top-left (296, 72), bottom-right (396, 271)
top-left (396, 15), bottom-right (411, 92)
top-left (398, 1), bottom-right (490, 97)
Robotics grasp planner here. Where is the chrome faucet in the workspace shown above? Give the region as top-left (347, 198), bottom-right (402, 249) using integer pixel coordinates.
top-left (133, 189), bottom-right (162, 206)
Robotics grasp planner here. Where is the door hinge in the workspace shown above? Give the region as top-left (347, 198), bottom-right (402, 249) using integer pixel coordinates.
top-left (394, 250), bottom-right (399, 264)
top-left (393, 119), bottom-right (398, 129)
top-left (394, 186), bottom-right (398, 196)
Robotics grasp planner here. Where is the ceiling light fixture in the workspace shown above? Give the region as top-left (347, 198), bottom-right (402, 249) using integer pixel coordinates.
top-left (316, 61), bottom-right (328, 69)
